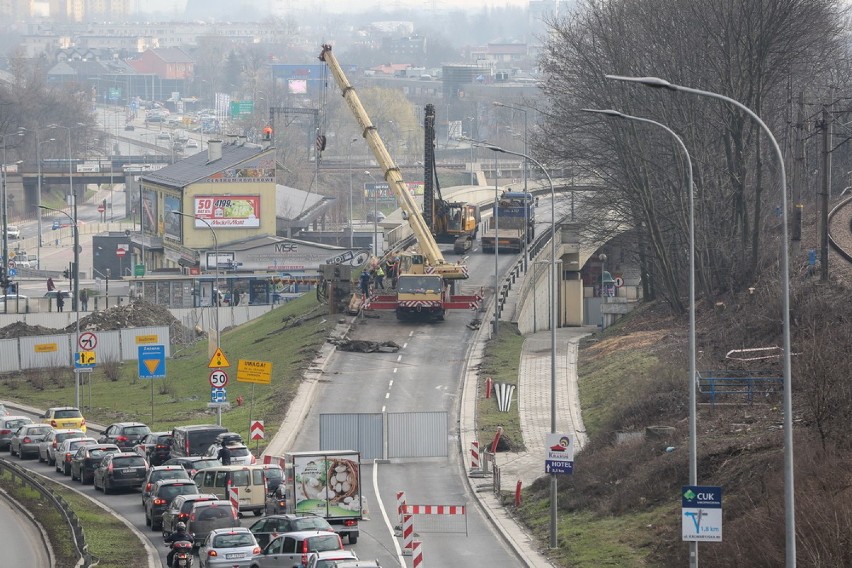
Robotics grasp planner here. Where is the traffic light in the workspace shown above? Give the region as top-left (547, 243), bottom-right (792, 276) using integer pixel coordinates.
top-left (262, 125), bottom-right (273, 141)
top-left (63, 268), bottom-right (70, 279)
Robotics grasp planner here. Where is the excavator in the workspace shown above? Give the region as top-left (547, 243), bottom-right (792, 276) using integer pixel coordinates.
top-left (422, 104), bottom-right (480, 253)
top-left (319, 44), bottom-right (481, 321)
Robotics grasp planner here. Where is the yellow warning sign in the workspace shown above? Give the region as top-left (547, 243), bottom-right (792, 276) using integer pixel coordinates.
top-left (35, 343), bottom-right (58, 353)
top-left (136, 334), bottom-right (158, 344)
top-left (236, 359), bottom-right (272, 384)
top-left (144, 359), bottom-right (161, 375)
top-left (79, 351), bottom-right (96, 365)
top-left (208, 347), bottom-right (231, 368)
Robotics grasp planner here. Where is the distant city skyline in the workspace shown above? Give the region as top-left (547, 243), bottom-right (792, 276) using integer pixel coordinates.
top-left (138, 0), bottom-right (530, 15)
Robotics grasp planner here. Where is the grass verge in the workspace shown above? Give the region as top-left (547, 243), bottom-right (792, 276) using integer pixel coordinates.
top-left (477, 321), bottom-right (526, 451)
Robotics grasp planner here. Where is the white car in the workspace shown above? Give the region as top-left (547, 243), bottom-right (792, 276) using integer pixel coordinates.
top-left (6, 225), bottom-right (20, 239)
top-left (306, 551), bottom-right (359, 568)
top-left (203, 443), bottom-right (256, 466)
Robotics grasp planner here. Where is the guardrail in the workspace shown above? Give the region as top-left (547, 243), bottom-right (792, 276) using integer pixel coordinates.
top-left (0, 457), bottom-right (95, 567)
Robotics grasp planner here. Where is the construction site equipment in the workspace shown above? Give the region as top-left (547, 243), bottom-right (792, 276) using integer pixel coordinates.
top-left (320, 44), bottom-right (480, 321)
top-left (422, 104), bottom-right (480, 253)
top-left (481, 191), bottom-right (535, 253)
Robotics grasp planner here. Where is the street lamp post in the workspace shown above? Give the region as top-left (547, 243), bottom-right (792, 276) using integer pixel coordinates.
top-left (482, 142), bottom-right (558, 548)
top-left (465, 117), bottom-right (476, 184)
top-left (1, 131), bottom-right (23, 303)
top-left (36, 135), bottom-right (56, 268)
top-left (39, 202), bottom-right (80, 408)
top-left (173, 211), bottom-right (222, 425)
top-left (493, 102), bottom-right (529, 272)
top-left (582, 110), bottom-right (696, 564)
top-left (605, 75), bottom-right (795, 567)
top-left (364, 171), bottom-right (379, 255)
top-left (348, 137), bottom-right (359, 248)
top-left (49, 123), bottom-right (84, 310)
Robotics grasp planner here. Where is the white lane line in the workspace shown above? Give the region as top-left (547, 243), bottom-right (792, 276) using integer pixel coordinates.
top-left (389, 380), bottom-right (394, 388)
top-left (403, 342), bottom-right (408, 349)
top-left (372, 462), bottom-right (405, 563)
top-left (408, 331), bottom-right (414, 337)
top-left (385, 392), bottom-right (390, 399)
top-left (397, 355), bottom-right (402, 362)
top-left (381, 405), bottom-right (386, 413)
top-left (393, 368), bottom-right (398, 374)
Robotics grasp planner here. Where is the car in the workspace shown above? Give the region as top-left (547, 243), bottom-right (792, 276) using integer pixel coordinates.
top-left (162, 456), bottom-right (221, 477)
top-left (38, 428), bottom-right (85, 465)
top-left (186, 500), bottom-right (241, 548)
top-left (6, 225), bottom-right (20, 239)
top-left (42, 406), bottom-right (86, 432)
top-left (70, 443), bottom-right (120, 483)
top-left (156, 132), bottom-right (171, 141)
top-left (98, 422), bottom-right (151, 451)
top-left (93, 451), bottom-right (149, 493)
top-left (11, 257), bottom-right (30, 268)
top-left (0, 294), bottom-right (29, 307)
top-left (249, 514), bottom-right (335, 549)
top-left (9, 424), bottom-right (52, 459)
top-left (55, 437), bottom-right (97, 475)
top-left (141, 465), bottom-right (191, 507)
top-left (51, 218), bottom-right (73, 230)
top-left (333, 562), bottom-right (381, 568)
top-left (198, 527), bottom-right (260, 568)
top-left (161, 493), bottom-right (219, 537)
top-left (365, 211), bottom-right (386, 223)
top-left (306, 550), bottom-right (359, 568)
top-left (250, 531), bottom-right (343, 568)
top-left (0, 403), bottom-right (7, 416)
top-left (186, 139), bottom-right (199, 148)
top-left (203, 442), bottom-right (255, 466)
top-left (0, 416), bottom-right (33, 450)
top-left (133, 431), bottom-right (173, 466)
top-left (124, 124), bottom-right (135, 131)
top-left (144, 478), bottom-right (199, 531)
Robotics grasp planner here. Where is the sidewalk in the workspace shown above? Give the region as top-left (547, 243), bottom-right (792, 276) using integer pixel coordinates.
top-left (461, 320), bottom-right (597, 566)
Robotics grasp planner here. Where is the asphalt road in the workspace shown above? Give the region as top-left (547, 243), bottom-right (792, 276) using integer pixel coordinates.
top-left (0, 493), bottom-right (52, 566)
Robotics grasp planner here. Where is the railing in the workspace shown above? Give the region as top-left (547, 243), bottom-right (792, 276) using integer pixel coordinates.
top-left (0, 458), bottom-right (94, 567)
top-left (697, 370), bottom-right (783, 407)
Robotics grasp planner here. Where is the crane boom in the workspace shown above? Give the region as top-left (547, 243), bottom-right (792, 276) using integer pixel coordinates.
top-left (319, 44), bottom-right (468, 280)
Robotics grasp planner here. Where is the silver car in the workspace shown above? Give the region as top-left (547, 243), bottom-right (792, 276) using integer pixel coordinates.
top-left (55, 437), bottom-right (97, 475)
top-left (10, 424), bottom-right (53, 459)
top-left (38, 429), bottom-right (86, 465)
top-left (0, 416), bottom-right (33, 450)
top-left (198, 527), bottom-right (259, 568)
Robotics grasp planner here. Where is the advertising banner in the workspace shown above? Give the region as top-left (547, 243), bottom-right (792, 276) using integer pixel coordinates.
top-left (292, 454), bottom-right (361, 519)
top-left (194, 196), bottom-right (260, 228)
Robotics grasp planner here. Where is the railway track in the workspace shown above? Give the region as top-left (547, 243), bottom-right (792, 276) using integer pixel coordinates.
top-left (828, 194), bottom-right (852, 262)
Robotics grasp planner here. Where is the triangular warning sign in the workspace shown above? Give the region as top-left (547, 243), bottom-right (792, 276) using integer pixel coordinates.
top-left (208, 347), bottom-right (231, 368)
top-left (144, 359), bottom-right (161, 375)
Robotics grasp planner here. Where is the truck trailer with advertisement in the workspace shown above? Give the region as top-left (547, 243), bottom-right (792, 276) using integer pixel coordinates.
top-left (281, 450), bottom-right (362, 544)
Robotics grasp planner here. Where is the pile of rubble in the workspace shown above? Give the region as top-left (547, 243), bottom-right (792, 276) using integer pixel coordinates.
top-left (0, 300), bottom-right (199, 344)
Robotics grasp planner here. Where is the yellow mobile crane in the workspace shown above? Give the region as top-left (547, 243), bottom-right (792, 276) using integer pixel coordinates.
top-left (320, 44), bottom-right (480, 321)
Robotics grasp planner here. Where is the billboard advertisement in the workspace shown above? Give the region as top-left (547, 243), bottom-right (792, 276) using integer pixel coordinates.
top-left (292, 453), bottom-right (361, 519)
top-left (163, 195), bottom-right (182, 240)
top-left (194, 195), bottom-right (260, 228)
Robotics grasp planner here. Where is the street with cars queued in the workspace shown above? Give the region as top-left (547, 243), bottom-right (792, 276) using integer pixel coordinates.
top-left (0, 405), bottom-right (376, 568)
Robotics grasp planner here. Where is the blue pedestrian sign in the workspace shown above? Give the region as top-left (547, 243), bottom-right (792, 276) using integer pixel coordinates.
top-left (138, 345), bottom-right (166, 379)
top-left (211, 387), bottom-right (227, 403)
top-left (544, 433), bottom-right (575, 474)
top-left (682, 486), bottom-right (723, 542)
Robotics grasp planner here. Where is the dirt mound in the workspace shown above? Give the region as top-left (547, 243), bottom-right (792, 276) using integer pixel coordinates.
top-left (0, 300), bottom-right (199, 344)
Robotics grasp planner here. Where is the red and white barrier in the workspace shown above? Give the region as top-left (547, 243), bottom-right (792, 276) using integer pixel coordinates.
top-left (228, 486), bottom-right (239, 512)
top-left (490, 426), bottom-right (504, 453)
top-left (401, 504), bottom-right (466, 515)
top-left (469, 441), bottom-right (480, 471)
top-left (412, 540), bottom-right (423, 567)
top-left (401, 513), bottom-right (414, 555)
top-left (396, 491), bottom-right (407, 525)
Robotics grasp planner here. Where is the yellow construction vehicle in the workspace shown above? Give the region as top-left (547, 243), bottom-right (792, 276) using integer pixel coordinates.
top-left (319, 44), bottom-right (479, 321)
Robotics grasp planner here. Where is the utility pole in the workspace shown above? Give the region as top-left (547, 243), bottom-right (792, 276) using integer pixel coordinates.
top-left (791, 92), bottom-right (805, 255)
top-left (820, 105), bottom-right (831, 282)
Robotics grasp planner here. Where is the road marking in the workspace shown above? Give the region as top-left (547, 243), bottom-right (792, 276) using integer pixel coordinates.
top-left (373, 461), bottom-right (404, 561)
top-left (393, 368), bottom-right (398, 374)
top-left (403, 342), bottom-right (408, 349)
top-left (381, 405), bottom-right (386, 413)
top-left (388, 380), bottom-right (393, 388)
top-left (385, 392), bottom-right (390, 399)
top-left (397, 355), bottom-right (402, 362)
top-left (408, 331), bottom-right (414, 337)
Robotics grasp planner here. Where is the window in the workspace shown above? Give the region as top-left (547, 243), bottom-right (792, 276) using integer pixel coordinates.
top-left (232, 470), bottom-right (249, 486)
top-left (266, 538), bottom-right (283, 554)
top-left (252, 470), bottom-right (265, 485)
top-left (114, 456), bottom-right (146, 467)
top-left (282, 537), bottom-right (297, 554)
top-left (214, 471), bottom-right (228, 488)
top-left (311, 535), bottom-right (341, 552)
top-left (55, 409), bottom-right (82, 419)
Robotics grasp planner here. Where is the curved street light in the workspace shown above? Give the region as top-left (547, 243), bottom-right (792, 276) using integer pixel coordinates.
top-left (583, 107), bottom-right (698, 565)
top-left (605, 74), bottom-right (795, 567)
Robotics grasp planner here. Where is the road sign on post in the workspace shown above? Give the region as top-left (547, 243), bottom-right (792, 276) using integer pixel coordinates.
top-left (236, 359), bottom-right (272, 384)
top-left (79, 332), bottom-right (98, 350)
top-left (544, 433), bottom-right (575, 474)
top-left (250, 420), bottom-right (265, 440)
top-left (138, 345), bottom-right (166, 379)
top-left (682, 486), bottom-right (723, 541)
top-left (209, 369), bottom-right (229, 388)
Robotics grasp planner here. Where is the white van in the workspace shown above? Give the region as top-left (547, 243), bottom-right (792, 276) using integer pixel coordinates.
top-left (192, 465), bottom-right (267, 515)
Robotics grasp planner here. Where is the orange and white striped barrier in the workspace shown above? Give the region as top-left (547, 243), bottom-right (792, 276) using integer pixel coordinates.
top-left (402, 504), bottom-right (465, 515)
top-left (412, 540), bottom-right (423, 567)
top-left (469, 441), bottom-right (480, 471)
top-left (401, 513), bottom-right (414, 555)
top-left (228, 486), bottom-right (239, 513)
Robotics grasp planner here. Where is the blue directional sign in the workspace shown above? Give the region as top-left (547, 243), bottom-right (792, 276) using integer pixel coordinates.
top-left (682, 486), bottom-right (723, 541)
top-left (8, 268), bottom-right (16, 277)
top-left (74, 351), bottom-right (96, 369)
top-left (138, 345), bottom-right (166, 379)
top-left (211, 387), bottom-right (226, 403)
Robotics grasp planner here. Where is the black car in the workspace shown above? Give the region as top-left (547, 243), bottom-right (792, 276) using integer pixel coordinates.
top-left (133, 431), bottom-right (172, 466)
top-left (70, 443), bottom-right (120, 484)
top-left (249, 514), bottom-right (335, 548)
top-left (161, 456), bottom-right (220, 477)
top-left (144, 479), bottom-right (199, 531)
top-left (141, 465), bottom-right (191, 507)
top-left (93, 452), bottom-right (149, 493)
top-left (98, 422), bottom-right (151, 451)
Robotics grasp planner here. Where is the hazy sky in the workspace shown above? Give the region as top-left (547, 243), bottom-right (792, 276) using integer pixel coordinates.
top-left (141, 0), bottom-right (530, 14)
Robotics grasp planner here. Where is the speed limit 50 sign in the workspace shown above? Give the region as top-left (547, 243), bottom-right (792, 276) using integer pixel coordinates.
top-left (209, 369), bottom-right (229, 388)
